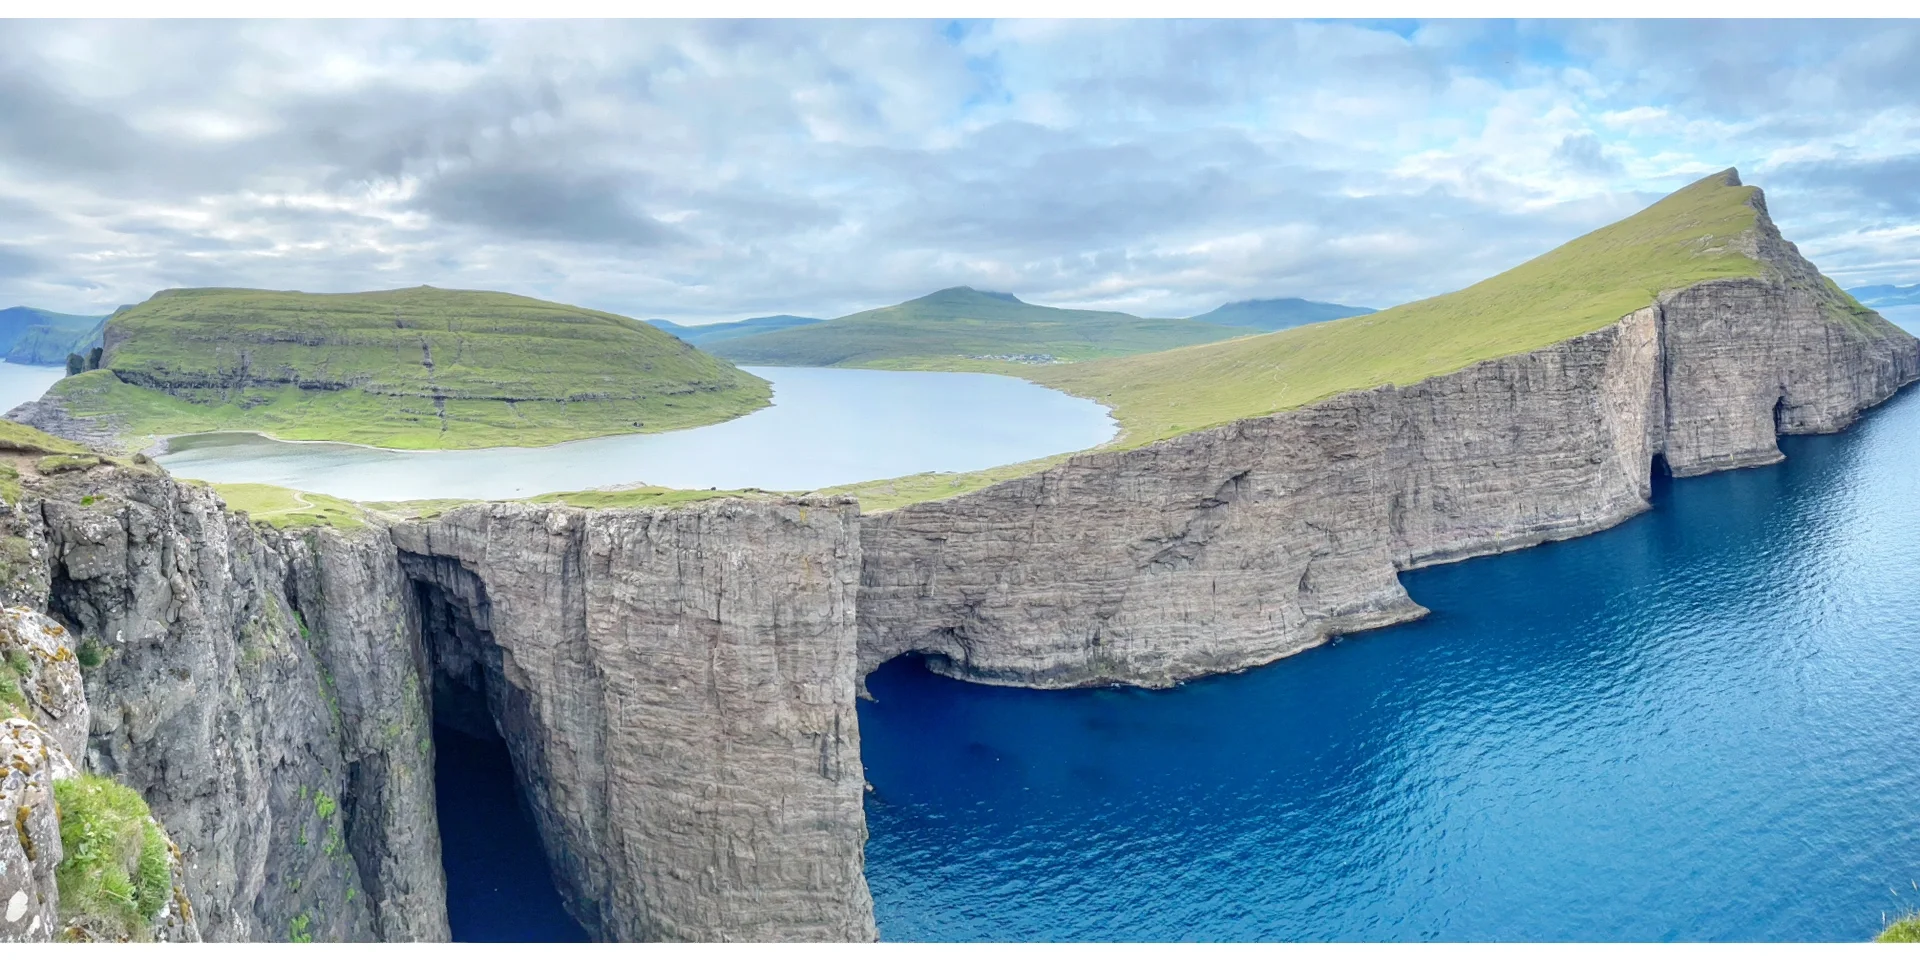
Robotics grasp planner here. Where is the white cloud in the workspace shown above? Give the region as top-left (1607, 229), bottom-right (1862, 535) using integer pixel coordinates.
top-left (0, 19), bottom-right (1915, 324)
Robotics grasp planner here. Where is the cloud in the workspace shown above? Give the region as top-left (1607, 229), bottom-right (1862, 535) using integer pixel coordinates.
top-left (0, 19), bottom-right (1915, 322)
top-left (1552, 133), bottom-right (1624, 177)
top-left (0, 246), bottom-right (39, 280)
top-left (411, 163), bottom-right (680, 247)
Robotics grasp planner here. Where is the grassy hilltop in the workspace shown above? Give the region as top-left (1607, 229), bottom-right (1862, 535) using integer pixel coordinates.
top-left (43, 285), bottom-right (770, 450)
top-left (1031, 168), bottom-right (1798, 445)
top-left (708, 286), bottom-right (1247, 369)
top-left (830, 168), bottom-right (1906, 508)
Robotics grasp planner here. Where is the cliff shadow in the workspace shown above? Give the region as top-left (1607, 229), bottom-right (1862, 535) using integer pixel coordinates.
top-left (399, 551), bottom-right (588, 943)
top-left (1649, 452), bottom-right (1674, 502)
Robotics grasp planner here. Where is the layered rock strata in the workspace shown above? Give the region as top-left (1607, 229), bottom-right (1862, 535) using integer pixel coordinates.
top-left (0, 179), bottom-right (1913, 943)
top-left (1, 456), bottom-right (876, 942)
top-left (857, 195), bottom-right (1920, 689)
top-left (391, 499), bottom-right (874, 942)
top-left (11, 467), bottom-right (446, 941)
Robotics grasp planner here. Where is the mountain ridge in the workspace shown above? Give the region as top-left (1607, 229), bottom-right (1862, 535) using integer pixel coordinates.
top-left (707, 285), bottom-right (1248, 368)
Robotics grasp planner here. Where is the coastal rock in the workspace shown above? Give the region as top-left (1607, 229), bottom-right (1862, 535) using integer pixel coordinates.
top-left (391, 498), bottom-right (875, 942)
top-left (0, 606), bottom-right (89, 758)
top-left (24, 467), bottom-right (445, 941)
top-left (857, 192), bottom-right (1920, 689)
top-left (0, 718), bottom-right (67, 943)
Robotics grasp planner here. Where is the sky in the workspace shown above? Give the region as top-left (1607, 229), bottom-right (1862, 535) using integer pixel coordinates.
top-left (1, 19), bottom-right (1917, 324)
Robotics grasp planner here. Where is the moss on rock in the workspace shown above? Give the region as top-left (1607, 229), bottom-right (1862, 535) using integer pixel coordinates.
top-left (52, 774), bottom-right (177, 941)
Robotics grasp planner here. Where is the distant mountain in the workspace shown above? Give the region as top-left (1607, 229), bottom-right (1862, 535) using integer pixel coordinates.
top-left (647, 314), bottom-right (825, 346)
top-left (1188, 297), bottom-right (1375, 332)
top-left (707, 286), bottom-right (1245, 368)
top-left (1849, 284), bottom-right (1920, 309)
top-left (0, 307), bottom-right (109, 365)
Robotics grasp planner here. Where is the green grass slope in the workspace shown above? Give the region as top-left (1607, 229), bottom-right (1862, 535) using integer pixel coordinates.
top-left (707, 286), bottom-right (1247, 368)
top-left (1188, 297), bottom-right (1376, 332)
top-left (47, 286), bottom-right (770, 450)
top-left (1033, 169), bottom-right (1783, 445)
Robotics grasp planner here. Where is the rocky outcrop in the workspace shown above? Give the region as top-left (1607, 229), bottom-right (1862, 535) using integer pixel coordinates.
top-left (857, 190), bottom-right (1920, 689)
top-left (1, 454), bottom-right (878, 942)
top-left (1, 718), bottom-right (70, 943)
top-left (0, 459), bottom-right (450, 942)
top-left (391, 499), bottom-right (875, 942)
top-left (0, 176), bottom-right (1912, 943)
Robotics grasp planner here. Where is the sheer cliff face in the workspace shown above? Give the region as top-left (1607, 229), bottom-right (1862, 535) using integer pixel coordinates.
top-left (4, 469), bottom-right (447, 942)
top-left (392, 500), bottom-right (874, 943)
top-left (2, 471), bottom-right (876, 943)
top-left (858, 192), bottom-right (1920, 690)
top-left (3, 468), bottom-right (876, 943)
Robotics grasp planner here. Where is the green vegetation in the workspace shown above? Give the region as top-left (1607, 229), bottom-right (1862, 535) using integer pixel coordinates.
top-left (211, 483), bottom-right (368, 530)
top-left (1880, 914), bottom-right (1920, 942)
top-left (76, 638), bottom-right (106, 670)
top-left (363, 484), bottom-right (763, 519)
top-left (1187, 297), bottom-right (1376, 332)
top-left (0, 645), bottom-right (32, 716)
top-left (36, 453), bottom-right (102, 475)
top-left (708, 286), bottom-right (1246, 368)
top-left (824, 168), bottom-right (1913, 512)
top-left (1031, 168), bottom-right (1778, 446)
top-left (49, 285), bottom-right (771, 450)
top-left (287, 912), bottom-right (313, 943)
top-left (818, 454), bottom-right (1076, 512)
top-left (523, 485), bottom-right (763, 510)
top-left (0, 419), bottom-right (91, 455)
top-left (54, 774), bottom-right (176, 942)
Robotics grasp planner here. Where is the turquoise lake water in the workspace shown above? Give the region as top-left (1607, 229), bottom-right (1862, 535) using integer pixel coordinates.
top-left (859, 321), bottom-right (1920, 942)
top-left (149, 366), bottom-right (1116, 500)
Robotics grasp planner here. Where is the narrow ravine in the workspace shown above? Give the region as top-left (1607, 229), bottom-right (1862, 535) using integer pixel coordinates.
top-left (432, 724), bottom-right (587, 942)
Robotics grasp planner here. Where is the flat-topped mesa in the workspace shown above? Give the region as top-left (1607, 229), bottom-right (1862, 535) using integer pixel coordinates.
top-left (857, 169), bottom-right (1920, 689)
top-left (8, 286), bottom-right (771, 452)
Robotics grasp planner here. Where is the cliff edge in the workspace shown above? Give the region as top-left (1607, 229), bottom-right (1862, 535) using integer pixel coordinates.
top-left (856, 170), bottom-right (1920, 688)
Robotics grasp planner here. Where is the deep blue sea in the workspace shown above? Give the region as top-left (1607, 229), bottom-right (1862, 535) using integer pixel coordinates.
top-left (859, 367), bottom-right (1920, 941)
top-left (435, 725), bottom-right (590, 942)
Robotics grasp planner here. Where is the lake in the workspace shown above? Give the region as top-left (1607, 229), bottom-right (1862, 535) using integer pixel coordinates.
top-left (147, 366), bottom-right (1116, 500)
top-left (858, 321), bottom-right (1920, 942)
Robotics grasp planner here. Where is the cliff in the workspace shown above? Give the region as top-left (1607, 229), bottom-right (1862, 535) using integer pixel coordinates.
top-left (4, 462), bottom-right (447, 941)
top-left (392, 500), bottom-right (874, 941)
top-left (0, 171), bottom-right (1912, 942)
top-left (856, 182), bottom-right (1920, 688)
top-left (0, 444), bottom-right (875, 942)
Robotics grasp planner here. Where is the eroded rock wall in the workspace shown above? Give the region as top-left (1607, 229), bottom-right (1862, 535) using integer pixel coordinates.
top-left (391, 498), bottom-right (875, 942)
top-left (858, 220), bottom-right (1919, 690)
top-left (1, 466), bottom-right (447, 942)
